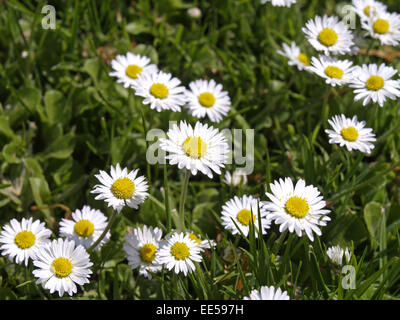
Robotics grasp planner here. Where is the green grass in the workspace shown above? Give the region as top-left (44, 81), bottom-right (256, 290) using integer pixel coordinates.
top-left (0, 0), bottom-right (400, 300)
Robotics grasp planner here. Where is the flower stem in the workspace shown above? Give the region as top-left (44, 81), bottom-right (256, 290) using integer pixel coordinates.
top-left (87, 209), bottom-right (117, 253)
top-left (164, 163), bottom-right (171, 233)
top-left (129, 89), bottom-right (151, 185)
top-left (178, 169), bottom-right (190, 232)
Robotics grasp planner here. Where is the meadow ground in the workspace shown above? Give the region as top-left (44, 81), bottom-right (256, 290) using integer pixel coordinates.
top-left (0, 0), bottom-right (400, 300)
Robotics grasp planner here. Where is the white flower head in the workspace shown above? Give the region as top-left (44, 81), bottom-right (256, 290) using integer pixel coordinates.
top-left (325, 114), bottom-right (376, 154)
top-left (0, 217), bottom-right (51, 266)
top-left (32, 238), bottom-right (93, 297)
top-left (261, 0), bottom-right (297, 7)
top-left (352, 0), bottom-right (387, 22)
top-left (361, 11), bottom-right (400, 46)
top-left (185, 79), bottom-right (231, 123)
top-left (307, 55), bottom-right (354, 87)
top-left (109, 52), bottom-right (158, 88)
top-left (277, 42), bottom-right (311, 71)
top-left (59, 205), bottom-right (110, 250)
top-left (262, 177), bottom-right (331, 242)
top-left (123, 225), bottom-right (163, 279)
top-left (349, 63), bottom-right (400, 107)
top-left (187, 7), bottom-right (201, 19)
top-left (327, 245), bottom-right (351, 265)
top-left (134, 70), bottom-right (187, 112)
top-left (159, 121), bottom-right (230, 178)
top-left (90, 163), bottom-right (149, 213)
top-left (186, 232), bottom-right (216, 252)
top-left (223, 168), bottom-right (248, 187)
top-left (302, 15), bottom-right (354, 55)
top-left (158, 232), bottom-right (202, 276)
top-left (221, 195), bottom-right (271, 238)
top-left (243, 286), bottom-right (290, 300)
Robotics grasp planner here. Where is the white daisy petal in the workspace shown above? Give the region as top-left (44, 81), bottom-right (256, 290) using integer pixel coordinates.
top-left (123, 225), bottom-right (163, 279)
top-left (59, 205), bottom-right (110, 250)
top-left (32, 239), bottom-right (92, 297)
top-left (325, 114), bottom-right (376, 154)
top-left (158, 232), bottom-right (202, 275)
top-left (90, 164), bottom-right (149, 213)
top-left (0, 217), bottom-right (51, 266)
top-left (302, 15), bottom-right (354, 55)
top-left (261, 177), bottom-right (330, 241)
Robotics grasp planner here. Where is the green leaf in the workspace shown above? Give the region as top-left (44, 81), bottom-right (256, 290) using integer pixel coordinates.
top-left (364, 201), bottom-right (382, 241)
top-left (83, 58), bottom-right (101, 85)
top-left (132, 44), bottom-right (159, 65)
top-left (18, 87), bottom-right (41, 114)
top-left (44, 90), bottom-right (64, 125)
top-left (0, 115), bottom-right (16, 140)
top-left (28, 177), bottom-right (51, 217)
top-left (125, 21), bottom-right (152, 35)
top-left (35, 133), bottom-right (75, 160)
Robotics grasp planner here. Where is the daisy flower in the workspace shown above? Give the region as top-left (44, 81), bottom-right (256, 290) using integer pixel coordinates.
top-left (159, 121), bottom-right (229, 178)
top-left (123, 225), bottom-right (163, 279)
top-left (327, 245), bottom-right (352, 266)
top-left (352, 0), bottom-right (387, 21)
top-left (349, 63), bottom-right (400, 107)
top-left (223, 168), bottom-right (248, 186)
top-left (243, 286), bottom-right (290, 300)
top-left (109, 52), bottom-right (158, 88)
top-left (59, 205), bottom-right (110, 250)
top-left (134, 70), bottom-right (187, 112)
top-left (262, 177), bottom-right (331, 242)
top-left (32, 238), bottom-right (93, 297)
top-left (302, 15), bottom-right (354, 55)
top-left (158, 232), bottom-right (202, 276)
top-left (277, 42), bottom-right (311, 71)
top-left (361, 11), bottom-right (400, 46)
top-left (221, 195), bottom-right (271, 238)
top-left (325, 114), bottom-right (376, 154)
top-left (185, 79), bottom-right (231, 123)
top-left (307, 55), bottom-right (354, 87)
top-left (261, 0), bottom-right (297, 7)
top-left (0, 217), bottom-right (51, 266)
top-left (186, 232), bottom-right (216, 252)
top-left (90, 163), bottom-right (149, 213)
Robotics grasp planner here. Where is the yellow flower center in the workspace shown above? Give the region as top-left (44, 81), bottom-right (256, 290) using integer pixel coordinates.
top-left (52, 257), bottom-right (73, 278)
top-left (150, 83), bottom-right (169, 99)
top-left (170, 242), bottom-right (190, 260)
top-left (111, 177), bottom-right (135, 199)
top-left (139, 243), bottom-right (157, 263)
top-left (324, 66), bottom-right (344, 79)
top-left (198, 92), bottom-right (216, 107)
top-left (125, 64), bottom-right (143, 79)
top-left (364, 5), bottom-right (375, 17)
top-left (182, 137), bottom-right (208, 159)
top-left (340, 126), bottom-right (359, 142)
top-left (373, 19), bottom-right (389, 34)
top-left (285, 196), bottom-right (309, 218)
top-left (188, 233), bottom-right (202, 245)
top-left (297, 53), bottom-right (310, 66)
top-left (74, 220), bottom-right (95, 238)
top-left (236, 209), bottom-right (256, 226)
top-left (366, 75), bottom-right (384, 91)
top-left (318, 28), bottom-right (338, 47)
top-left (15, 230), bottom-right (36, 249)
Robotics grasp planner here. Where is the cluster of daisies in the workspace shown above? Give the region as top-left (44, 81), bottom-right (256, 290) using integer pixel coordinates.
top-left (1, 0), bottom-right (395, 301)
top-left (278, 0), bottom-right (400, 154)
top-left (110, 52), bottom-right (231, 123)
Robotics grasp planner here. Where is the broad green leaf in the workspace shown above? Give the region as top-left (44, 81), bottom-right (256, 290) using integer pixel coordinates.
top-left (364, 201), bottom-right (382, 241)
top-left (44, 90), bottom-right (64, 125)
